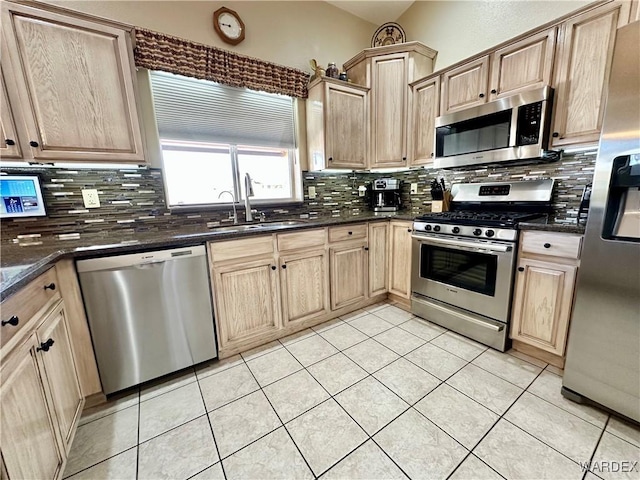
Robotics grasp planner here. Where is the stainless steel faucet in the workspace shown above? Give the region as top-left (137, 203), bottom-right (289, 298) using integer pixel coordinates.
top-left (218, 190), bottom-right (238, 224)
top-left (244, 173), bottom-right (254, 222)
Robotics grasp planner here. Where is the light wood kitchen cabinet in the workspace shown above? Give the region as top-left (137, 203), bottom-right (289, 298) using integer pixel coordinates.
top-left (388, 220), bottom-right (413, 300)
top-left (279, 249), bottom-right (329, 326)
top-left (306, 77), bottom-right (368, 170)
top-left (330, 242), bottom-right (368, 310)
top-left (440, 56), bottom-right (489, 114)
top-left (489, 27), bottom-right (557, 100)
top-left (1, 67), bottom-right (22, 159)
top-left (368, 222), bottom-right (388, 297)
top-left (511, 230), bottom-right (583, 366)
top-left (408, 75), bottom-right (440, 167)
top-left (551, 1), bottom-right (630, 147)
top-left (1, 2), bottom-right (145, 163)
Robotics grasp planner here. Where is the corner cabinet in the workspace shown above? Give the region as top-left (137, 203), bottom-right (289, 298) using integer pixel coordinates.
top-left (306, 77), bottom-right (369, 170)
top-left (0, 1), bottom-right (145, 163)
top-left (510, 230), bottom-right (583, 367)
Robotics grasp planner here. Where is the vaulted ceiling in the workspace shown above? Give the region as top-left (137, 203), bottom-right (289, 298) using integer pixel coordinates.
top-left (325, 1), bottom-right (415, 26)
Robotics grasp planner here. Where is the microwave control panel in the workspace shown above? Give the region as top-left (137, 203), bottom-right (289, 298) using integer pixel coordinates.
top-left (516, 101), bottom-right (544, 146)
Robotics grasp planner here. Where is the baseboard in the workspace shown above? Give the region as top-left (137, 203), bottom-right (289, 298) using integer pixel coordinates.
top-left (512, 339), bottom-right (565, 369)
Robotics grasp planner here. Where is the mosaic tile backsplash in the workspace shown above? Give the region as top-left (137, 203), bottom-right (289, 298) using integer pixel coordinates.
top-left (1, 152), bottom-right (595, 244)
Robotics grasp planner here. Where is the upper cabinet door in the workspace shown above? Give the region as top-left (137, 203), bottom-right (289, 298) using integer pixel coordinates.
top-left (489, 28), bottom-right (557, 100)
top-left (551, 2), bottom-right (628, 147)
top-left (1, 67), bottom-right (22, 159)
top-left (325, 82), bottom-right (368, 169)
top-left (440, 56), bottom-right (489, 114)
top-left (409, 76), bottom-right (440, 167)
top-left (371, 53), bottom-right (408, 167)
top-left (1, 3), bottom-right (145, 162)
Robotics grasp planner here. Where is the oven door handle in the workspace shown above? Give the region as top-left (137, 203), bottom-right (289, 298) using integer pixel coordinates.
top-left (411, 234), bottom-right (512, 253)
top-left (421, 296), bottom-right (505, 332)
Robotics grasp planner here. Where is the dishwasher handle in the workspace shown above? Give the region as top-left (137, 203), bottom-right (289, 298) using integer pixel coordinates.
top-left (76, 245), bottom-right (206, 273)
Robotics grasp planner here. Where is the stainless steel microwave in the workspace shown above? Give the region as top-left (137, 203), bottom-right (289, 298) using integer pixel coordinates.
top-left (434, 86), bottom-right (554, 169)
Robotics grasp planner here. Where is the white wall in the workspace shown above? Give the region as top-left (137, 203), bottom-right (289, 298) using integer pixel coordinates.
top-left (43, 0), bottom-right (377, 72)
top-left (397, 0), bottom-right (593, 70)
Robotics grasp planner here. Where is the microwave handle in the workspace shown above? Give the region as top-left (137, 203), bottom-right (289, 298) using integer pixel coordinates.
top-left (411, 234), bottom-right (512, 253)
top-left (509, 106), bottom-right (518, 148)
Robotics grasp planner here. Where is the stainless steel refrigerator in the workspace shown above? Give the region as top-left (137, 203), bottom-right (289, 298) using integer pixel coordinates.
top-left (562, 21), bottom-right (640, 423)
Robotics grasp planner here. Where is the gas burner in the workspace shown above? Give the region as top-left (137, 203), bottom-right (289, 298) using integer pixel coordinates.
top-left (415, 211), bottom-right (545, 228)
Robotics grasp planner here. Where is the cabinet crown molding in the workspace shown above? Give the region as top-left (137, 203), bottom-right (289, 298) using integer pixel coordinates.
top-left (343, 41), bottom-right (437, 70)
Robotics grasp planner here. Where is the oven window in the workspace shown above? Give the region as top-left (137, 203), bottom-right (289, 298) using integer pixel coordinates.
top-left (421, 245), bottom-right (497, 296)
top-left (436, 109), bottom-right (511, 157)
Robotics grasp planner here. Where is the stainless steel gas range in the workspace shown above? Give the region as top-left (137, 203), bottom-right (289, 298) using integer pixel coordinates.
top-left (411, 179), bottom-right (554, 351)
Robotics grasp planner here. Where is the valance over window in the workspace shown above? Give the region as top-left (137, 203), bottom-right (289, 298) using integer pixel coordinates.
top-left (133, 28), bottom-right (309, 98)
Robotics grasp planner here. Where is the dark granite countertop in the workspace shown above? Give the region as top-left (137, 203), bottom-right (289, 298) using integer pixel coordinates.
top-left (1, 212), bottom-right (414, 301)
top-left (518, 221), bottom-right (586, 235)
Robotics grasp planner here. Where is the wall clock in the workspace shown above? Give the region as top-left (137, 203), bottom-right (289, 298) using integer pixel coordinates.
top-left (371, 22), bottom-right (406, 48)
top-left (213, 7), bottom-right (245, 45)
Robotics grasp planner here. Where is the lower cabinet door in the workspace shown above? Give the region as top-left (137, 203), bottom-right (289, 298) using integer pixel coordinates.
top-left (36, 302), bottom-right (84, 453)
top-left (510, 258), bottom-right (578, 356)
top-left (330, 242), bottom-right (368, 310)
top-left (0, 337), bottom-right (63, 480)
top-left (213, 257), bottom-right (281, 350)
top-left (388, 221), bottom-right (413, 299)
top-left (280, 249), bottom-right (329, 325)
top-left (368, 222), bottom-right (388, 297)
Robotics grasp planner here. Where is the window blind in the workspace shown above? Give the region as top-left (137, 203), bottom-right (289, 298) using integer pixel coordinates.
top-left (150, 71), bottom-right (296, 148)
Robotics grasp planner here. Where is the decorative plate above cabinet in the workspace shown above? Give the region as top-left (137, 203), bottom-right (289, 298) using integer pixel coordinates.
top-left (371, 22), bottom-right (406, 47)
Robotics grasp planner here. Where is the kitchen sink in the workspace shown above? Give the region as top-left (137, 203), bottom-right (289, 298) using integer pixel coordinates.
top-left (173, 220), bottom-right (308, 238)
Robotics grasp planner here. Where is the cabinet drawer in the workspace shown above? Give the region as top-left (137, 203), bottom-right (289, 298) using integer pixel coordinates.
top-left (1, 267), bottom-right (61, 349)
top-left (328, 224), bottom-right (368, 243)
top-left (521, 231), bottom-right (582, 259)
top-left (209, 235), bottom-right (274, 263)
top-left (277, 228), bottom-right (326, 252)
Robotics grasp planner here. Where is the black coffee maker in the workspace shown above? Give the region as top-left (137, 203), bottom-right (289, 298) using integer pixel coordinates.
top-left (367, 178), bottom-right (402, 212)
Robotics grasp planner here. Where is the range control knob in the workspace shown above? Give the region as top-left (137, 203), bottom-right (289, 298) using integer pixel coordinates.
top-left (433, 225), bottom-right (441, 232)
top-left (452, 227), bottom-right (460, 234)
top-left (424, 225), bottom-right (432, 231)
top-left (485, 229), bottom-right (495, 237)
top-left (473, 228), bottom-right (482, 236)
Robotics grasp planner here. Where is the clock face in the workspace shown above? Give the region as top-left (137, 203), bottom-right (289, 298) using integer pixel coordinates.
top-left (371, 22), bottom-right (406, 48)
top-left (218, 12), bottom-right (242, 40)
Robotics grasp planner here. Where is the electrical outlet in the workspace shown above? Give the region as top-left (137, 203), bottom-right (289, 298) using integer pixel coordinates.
top-left (410, 183), bottom-right (418, 194)
top-left (308, 186), bottom-right (316, 199)
top-left (82, 189), bottom-right (101, 208)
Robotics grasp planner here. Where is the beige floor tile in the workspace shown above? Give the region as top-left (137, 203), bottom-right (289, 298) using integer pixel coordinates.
top-left (240, 340), bottom-right (283, 361)
top-left (527, 371), bottom-right (608, 427)
top-left (364, 301), bottom-right (391, 314)
top-left (405, 342), bottom-right (468, 380)
top-left (139, 368), bottom-right (197, 402)
top-left (279, 328), bottom-right (317, 346)
top-left (195, 355), bottom-right (244, 381)
top-left (79, 391), bottom-right (138, 426)
top-left (286, 334), bottom-right (339, 366)
top-left (199, 363), bottom-right (259, 411)
top-left (375, 408), bottom-right (468, 479)
top-left (139, 381), bottom-right (205, 442)
top-left (349, 313), bottom-right (395, 336)
top-left (474, 419), bottom-right (585, 479)
top-left (190, 462), bottom-right (225, 480)
top-left (373, 327), bottom-right (426, 356)
top-left (263, 370), bottom-right (330, 423)
top-left (312, 317), bottom-right (345, 333)
top-left (343, 338), bottom-right (400, 373)
top-left (138, 416), bottom-right (218, 480)
top-left (415, 384), bottom-right (498, 449)
top-left (64, 405), bottom-right (138, 477)
top-left (374, 358), bottom-right (440, 404)
top-left (335, 376), bottom-right (409, 435)
top-left (431, 331), bottom-right (487, 361)
top-left (592, 432), bottom-right (640, 480)
top-left (208, 390), bottom-right (282, 458)
top-left (506, 348), bottom-right (548, 369)
top-left (472, 349), bottom-right (543, 389)
top-left (323, 440), bottom-right (408, 480)
top-left (545, 364), bottom-right (565, 376)
top-left (372, 305), bottom-right (414, 325)
top-left (339, 308), bottom-right (367, 322)
top-left (606, 416), bottom-right (640, 448)
top-left (307, 352), bottom-right (368, 395)
top-left (505, 392), bottom-right (602, 462)
top-left (398, 318), bottom-right (446, 341)
top-left (65, 447), bottom-right (137, 480)
top-left (286, 399), bottom-right (368, 476)
top-left (447, 364), bottom-right (522, 415)
top-left (449, 454), bottom-right (504, 480)
top-left (245, 347), bottom-right (302, 386)
top-left (319, 323), bottom-right (368, 350)
top-left (223, 427), bottom-right (313, 480)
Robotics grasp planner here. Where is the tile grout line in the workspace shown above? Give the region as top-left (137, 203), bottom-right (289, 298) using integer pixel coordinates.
top-left (581, 415), bottom-right (610, 480)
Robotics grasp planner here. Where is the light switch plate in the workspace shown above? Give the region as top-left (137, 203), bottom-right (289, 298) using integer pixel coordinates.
top-left (410, 183), bottom-right (418, 194)
top-left (308, 186), bottom-right (316, 199)
top-left (82, 189), bottom-right (101, 208)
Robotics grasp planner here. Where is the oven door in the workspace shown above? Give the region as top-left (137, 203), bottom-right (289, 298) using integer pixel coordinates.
top-left (411, 233), bottom-right (516, 322)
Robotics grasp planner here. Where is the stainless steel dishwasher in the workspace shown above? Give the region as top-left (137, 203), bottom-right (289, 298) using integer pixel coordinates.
top-left (77, 245), bottom-right (217, 394)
